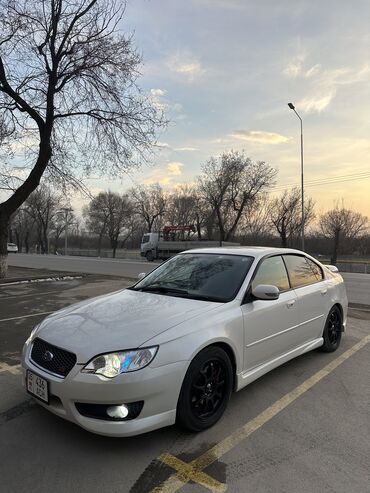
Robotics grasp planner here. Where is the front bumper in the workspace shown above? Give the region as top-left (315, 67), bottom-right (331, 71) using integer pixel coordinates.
top-left (22, 342), bottom-right (187, 437)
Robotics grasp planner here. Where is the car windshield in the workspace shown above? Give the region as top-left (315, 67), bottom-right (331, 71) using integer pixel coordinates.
top-left (142, 235), bottom-right (150, 243)
top-left (132, 253), bottom-right (254, 302)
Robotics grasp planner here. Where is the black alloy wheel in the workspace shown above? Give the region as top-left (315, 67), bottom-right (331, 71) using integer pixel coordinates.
top-left (177, 347), bottom-right (233, 431)
top-left (320, 306), bottom-right (342, 352)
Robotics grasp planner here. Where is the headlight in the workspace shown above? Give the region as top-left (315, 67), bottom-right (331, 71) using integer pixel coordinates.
top-left (26, 325), bottom-right (40, 345)
top-left (82, 347), bottom-right (158, 378)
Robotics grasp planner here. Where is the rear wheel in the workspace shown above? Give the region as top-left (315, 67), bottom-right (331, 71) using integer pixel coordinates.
top-left (320, 306), bottom-right (342, 352)
top-left (176, 347), bottom-right (233, 432)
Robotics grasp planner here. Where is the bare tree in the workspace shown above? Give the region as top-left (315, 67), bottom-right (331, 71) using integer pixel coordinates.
top-left (0, 0), bottom-right (164, 276)
top-left (198, 150), bottom-right (276, 242)
top-left (24, 184), bottom-right (65, 253)
top-left (320, 205), bottom-right (368, 264)
top-left (10, 207), bottom-right (35, 252)
top-left (105, 192), bottom-right (133, 258)
top-left (166, 185), bottom-right (215, 240)
top-left (84, 191), bottom-right (133, 257)
top-left (269, 188), bottom-right (315, 247)
top-left (83, 193), bottom-right (110, 256)
top-left (239, 194), bottom-right (273, 239)
top-left (52, 207), bottom-right (76, 253)
top-left (130, 184), bottom-right (166, 233)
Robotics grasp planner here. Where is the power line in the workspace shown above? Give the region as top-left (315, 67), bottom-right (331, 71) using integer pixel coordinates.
top-left (271, 171), bottom-right (370, 192)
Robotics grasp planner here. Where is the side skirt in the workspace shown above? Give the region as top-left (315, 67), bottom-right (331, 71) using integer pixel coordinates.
top-left (236, 338), bottom-right (324, 391)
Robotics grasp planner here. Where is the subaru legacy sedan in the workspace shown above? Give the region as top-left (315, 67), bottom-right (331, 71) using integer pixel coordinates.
top-left (22, 247), bottom-right (347, 437)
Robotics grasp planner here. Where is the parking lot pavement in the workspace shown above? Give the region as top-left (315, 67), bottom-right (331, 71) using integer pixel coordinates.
top-left (7, 253), bottom-right (370, 306)
top-left (0, 276), bottom-right (369, 493)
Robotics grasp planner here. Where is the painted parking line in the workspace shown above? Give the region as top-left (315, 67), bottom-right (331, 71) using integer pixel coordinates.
top-left (0, 311), bottom-right (53, 323)
top-left (160, 454), bottom-right (226, 493)
top-left (0, 363), bottom-right (22, 375)
top-left (152, 334), bottom-right (370, 493)
top-left (0, 290), bottom-right (58, 301)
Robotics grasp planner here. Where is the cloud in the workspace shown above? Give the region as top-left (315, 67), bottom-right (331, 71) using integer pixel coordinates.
top-left (230, 130), bottom-right (289, 144)
top-left (150, 88), bottom-right (166, 97)
top-left (166, 51), bottom-right (205, 82)
top-left (143, 161), bottom-right (184, 186)
top-left (285, 60), bottom-right (370, 113)
top-left (154, 141), bottom-right (170, 149)
top-left (305, 64), bottom-right (321, 78)
top-left (175, 146), bottom-right (198, 152)
top-left (298, 90), bottom-right (336, 113)
top-left (283, 55), bottom-right (305, 78)
top-left (166, 162), bottom-right (184, 175)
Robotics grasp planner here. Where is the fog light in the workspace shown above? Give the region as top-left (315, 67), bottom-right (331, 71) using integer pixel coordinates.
top-left (106, 404), bottom-right (129, 419)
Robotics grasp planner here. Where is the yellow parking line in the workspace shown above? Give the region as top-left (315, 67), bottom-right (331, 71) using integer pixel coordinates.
top-left (159, 454), bottom-right (226, 493)
top-left (0, 363), bottom-right (22, 375)
top-left (152, 334), bottom-right (370, 493)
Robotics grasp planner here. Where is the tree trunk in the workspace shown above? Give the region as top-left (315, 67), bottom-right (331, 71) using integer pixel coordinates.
top-left (331, 230), bottom-right (340, 264)
top-left (25, 232), bottom-right (30, 253)
top-left (0, 210), bottom-right (9, 278)
top-left (280, 230), bottom-right (287, 247)
top-left (97, 233), bottom-right (103, 256)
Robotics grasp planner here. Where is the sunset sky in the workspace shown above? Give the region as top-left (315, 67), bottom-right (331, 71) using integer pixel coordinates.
top-left (3, 0), bottom-right (370, 219)
top-left (102, 0), bottom-right (369, 219)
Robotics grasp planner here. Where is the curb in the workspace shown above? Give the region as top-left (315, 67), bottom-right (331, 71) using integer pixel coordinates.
top-left (0, 273), bottom-right (86, 285)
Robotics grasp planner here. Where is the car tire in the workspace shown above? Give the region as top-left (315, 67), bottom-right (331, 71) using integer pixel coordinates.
top-left (320, 306), bottom-right (342, 352)
top-left (176, 346), bottom-right (233, 432)
top-left (146, 251), bottom-right (154, 262)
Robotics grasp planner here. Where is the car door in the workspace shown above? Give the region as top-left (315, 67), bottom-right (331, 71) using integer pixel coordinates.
top-left (283, 255), bottom-right (329, 342)
top-left (241, 255), bottom-right (299, 371)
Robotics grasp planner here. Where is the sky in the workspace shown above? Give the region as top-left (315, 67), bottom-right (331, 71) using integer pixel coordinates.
top-left (3, 0), bottom-right (370, 218)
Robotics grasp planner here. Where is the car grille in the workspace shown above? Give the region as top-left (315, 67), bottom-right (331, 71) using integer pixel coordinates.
top-left (31, 338), bottom-right (76, 378)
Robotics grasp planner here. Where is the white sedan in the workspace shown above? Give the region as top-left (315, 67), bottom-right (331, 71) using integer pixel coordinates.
top-left (7, 242), bottom-right (18, 253)
top-left (22, 247), bottom-right (347, 437)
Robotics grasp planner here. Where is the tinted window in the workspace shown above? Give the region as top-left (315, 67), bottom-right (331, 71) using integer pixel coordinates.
top-left (252, 256), bottom-right (290, 292)
top-left (142, 235), bottom-right (150, 243)
top-left (283, 255), bottom-right (321, 288)
top-left (134, 253), bottom-right (254, 302)
top-left (306, 258), bottom-right (323, 281)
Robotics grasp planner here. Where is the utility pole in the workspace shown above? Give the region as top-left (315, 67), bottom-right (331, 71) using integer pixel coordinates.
top-left (288, 102), bottom-right (305, 251)
top-left (59, 208), bottom-right (72, 256)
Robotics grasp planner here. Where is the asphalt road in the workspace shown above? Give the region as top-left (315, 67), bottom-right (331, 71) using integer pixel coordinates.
top-left (6, 253), bottom-right (370, 305)
top-left (0, 275), bottom-right (369, 493)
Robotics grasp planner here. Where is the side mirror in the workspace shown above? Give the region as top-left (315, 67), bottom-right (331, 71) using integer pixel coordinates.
top-left (326, 265), bottom-right (339, 273)
top-left (137, 272), bottom-right (146, 281)
top-left (252, 284), bottom-right (280, 301)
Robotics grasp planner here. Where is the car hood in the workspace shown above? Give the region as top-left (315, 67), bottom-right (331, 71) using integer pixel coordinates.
top-left (35, 289), bottom-right (219, 363)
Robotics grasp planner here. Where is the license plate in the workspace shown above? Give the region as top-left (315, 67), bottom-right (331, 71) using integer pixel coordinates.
top-left (26, 370), bottom-right (49, 404)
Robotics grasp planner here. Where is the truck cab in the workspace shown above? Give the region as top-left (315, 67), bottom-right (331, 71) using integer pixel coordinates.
top-left (140, 232), bottom-right (159, 261)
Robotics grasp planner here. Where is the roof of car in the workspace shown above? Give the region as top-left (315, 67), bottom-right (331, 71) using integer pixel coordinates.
top-left (181, 246), bottom-right (306, 259)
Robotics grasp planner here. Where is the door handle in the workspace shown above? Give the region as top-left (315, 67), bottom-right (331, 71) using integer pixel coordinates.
top-left (286, 299), bottom-right (296, 308)
top-left (321, 289), bottom-right (328, 296)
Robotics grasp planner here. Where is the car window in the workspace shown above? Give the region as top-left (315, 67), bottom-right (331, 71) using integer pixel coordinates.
top-left (134, 253), bottom-right (254, 302)
top-left (142, 235), bottom-right (150, 243)
top-left (283, 255), bottom-right (322, 288)
top-left (251, 256), bottom-right (290, 292)
top-left (306, 258), bottom-right (324, 281)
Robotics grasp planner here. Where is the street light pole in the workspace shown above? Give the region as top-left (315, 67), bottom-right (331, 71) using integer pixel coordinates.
top-left (59, 208), bottom-right (72, 256)
top-left (288, 102), bottom-right (305, 251)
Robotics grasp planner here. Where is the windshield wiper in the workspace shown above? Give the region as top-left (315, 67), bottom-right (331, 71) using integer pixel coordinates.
top-left (134, 285), bottom-right (224, 302)
top-left (135, 285), bottom-right (189, 295)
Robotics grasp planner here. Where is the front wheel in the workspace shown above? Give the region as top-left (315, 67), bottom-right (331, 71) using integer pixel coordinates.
top-left (320, 306), bottom-right (342, 352)
top-left (176, 347), bottom-right (233, 432)
top-left (146, 250), bottom-right (154, 262)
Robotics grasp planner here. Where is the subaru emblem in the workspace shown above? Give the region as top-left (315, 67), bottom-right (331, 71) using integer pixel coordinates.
top-left (43, 350), bottom-right (54, 362)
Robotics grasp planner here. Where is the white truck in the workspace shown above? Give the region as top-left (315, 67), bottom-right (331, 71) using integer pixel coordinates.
top-left (140, 231), bottom-right (240, 261)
